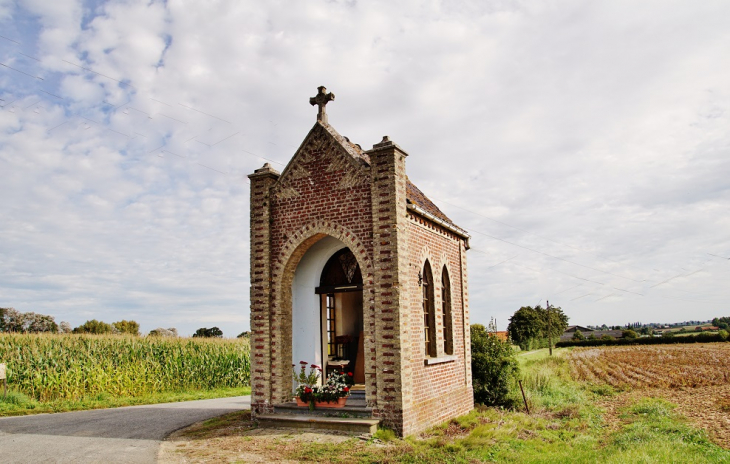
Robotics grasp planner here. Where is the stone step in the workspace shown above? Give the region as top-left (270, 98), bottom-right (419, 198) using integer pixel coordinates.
top-left (273, 401), bottom-right (372, 418)
top-left (257, 414), bottom-right (379, 435)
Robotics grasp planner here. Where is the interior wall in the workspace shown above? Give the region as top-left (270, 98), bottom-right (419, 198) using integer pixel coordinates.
top-left (336, 292), bottom-right (363, 336)
top-left (291, 236), bottom-right (346, 375)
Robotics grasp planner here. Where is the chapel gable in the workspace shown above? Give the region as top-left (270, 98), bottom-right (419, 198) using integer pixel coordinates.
top-left (271, 122), bottom-right (370, 202)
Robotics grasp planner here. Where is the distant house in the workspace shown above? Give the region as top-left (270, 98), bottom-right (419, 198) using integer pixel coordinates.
top-left (560, 328), bottom-right (623, 341)
top-left (564, 325), bottom-right (594, 333)
top-left (490, 331), bottom-right (509, 342)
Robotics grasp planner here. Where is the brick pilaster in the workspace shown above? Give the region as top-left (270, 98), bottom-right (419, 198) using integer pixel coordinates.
top-left (367, 136), bottom-right (410, 434)
top-left (460, 240), bottom-right (473, 389)
top-left (248, 163), bottom-right (280, 416)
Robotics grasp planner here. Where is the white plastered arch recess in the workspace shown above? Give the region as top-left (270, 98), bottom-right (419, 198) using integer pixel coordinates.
top-left (268, 220), bottom-right (374, 403)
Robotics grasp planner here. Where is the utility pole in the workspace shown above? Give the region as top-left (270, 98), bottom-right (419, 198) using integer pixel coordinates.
top-left (547, 300), bottom-right (553, 356)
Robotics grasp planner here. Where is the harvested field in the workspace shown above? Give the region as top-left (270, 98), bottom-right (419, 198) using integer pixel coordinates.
top-left (569, 343), bottom-right (730, 448)
top-left (568, 343), bottom-right (730, 389)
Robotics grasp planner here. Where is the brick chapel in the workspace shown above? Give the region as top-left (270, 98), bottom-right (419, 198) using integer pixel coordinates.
top-left (248, 86), bottom-right (473, 436)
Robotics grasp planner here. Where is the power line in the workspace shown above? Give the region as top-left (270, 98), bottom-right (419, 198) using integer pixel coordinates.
top-left (1, 62), bottom-right (43, 80)
top-left (62, 59), bottom-right (135, 89)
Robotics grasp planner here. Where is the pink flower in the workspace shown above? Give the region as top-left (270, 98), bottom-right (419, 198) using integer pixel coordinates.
top-left (299, 361), bottom-right (308, 365)
top-left (311, 364), bottom-right (321, 369)
top-left (343, 387), bottom-right (349, 392)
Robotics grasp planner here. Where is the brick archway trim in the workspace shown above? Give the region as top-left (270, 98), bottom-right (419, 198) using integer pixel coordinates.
top-left (268, 220), bottom-right (375, 405)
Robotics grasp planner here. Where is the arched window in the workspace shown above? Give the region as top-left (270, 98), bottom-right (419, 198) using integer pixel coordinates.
top-left (442, 267), bottom-right (453, 355)
top-left (422, 260), bottom-right (436, 357)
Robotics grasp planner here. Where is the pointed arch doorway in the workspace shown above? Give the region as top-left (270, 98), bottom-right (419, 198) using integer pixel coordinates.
top-left (291, 236), bottom-right (365, 386)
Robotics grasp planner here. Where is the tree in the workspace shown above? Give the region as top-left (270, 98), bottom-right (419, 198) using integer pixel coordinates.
top-left (237, 331), bottom-right (250, 339)
top-left (73, 319), bottom-right (113, 334)
top-left (59, 321), bottom-right (72, 334)
top-left (1, 308), bottom-right (57, 333)
top-left (193, 327), bottom-right (223, 338)
top-left (25, 313), bottom-right (58, 333)
top-left (507, 305), bottom-right (569, 351)
top-left (471, 323), bottom-right (519, 407)
top-left (0, 307), bottom-right (8, 332)
top-left (622, 329), bottom-right (638, 339)
top-left (639, 327), bottom-right (652, 336)
top-left (148, 327), bottom-right (178, 337)
top-left (572, 330), bottom-right (585, 341)
top-left (712, 317), bottom-right (730, 331)
top-left (507, 306), bottom-right (543, 350)
top-left (113, 320), bottom-right (140, 336)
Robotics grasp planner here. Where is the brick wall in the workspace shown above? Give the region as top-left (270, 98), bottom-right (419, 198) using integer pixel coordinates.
top-left (401, 213), bottom-right (474, 435)
top-left (249, 121), bottom-right (473, 435)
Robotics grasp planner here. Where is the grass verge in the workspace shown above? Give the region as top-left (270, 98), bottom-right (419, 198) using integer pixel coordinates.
top-left (0, 386), bottom-right (250, 417)
top-left (163, 348), bottom-right (730, 463)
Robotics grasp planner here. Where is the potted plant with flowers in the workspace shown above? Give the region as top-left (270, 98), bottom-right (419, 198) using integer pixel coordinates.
top-left (292, 361), bottom-right (321, 410)
top-left (313, 370), bottom-right (352, 408)
top-left (292, 362), bottom-right (354, 409)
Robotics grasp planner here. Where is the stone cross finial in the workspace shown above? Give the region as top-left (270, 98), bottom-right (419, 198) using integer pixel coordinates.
top-left (309, 86), bottom-right (335, 124)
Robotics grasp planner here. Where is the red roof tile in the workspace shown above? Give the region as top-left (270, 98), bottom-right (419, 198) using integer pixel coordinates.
top-left (406, 179), bottom-right (453, 225)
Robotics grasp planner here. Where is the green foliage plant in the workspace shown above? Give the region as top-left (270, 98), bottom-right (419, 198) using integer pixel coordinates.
top-left (622, 329), bottom-right (638, 339)
top-left (471, 322), bottom-right (520, 407)
top-left (112, 320), bottom-right (140, 336)
top-left (507, 305), bottom-right (569, 351)
top-left (73, 319), bottom-right (113, 334)
top-left (1, 308), bottom-right (58, 333)
top-left (572, 330), bottom-right (586, 341)
top-left (193, 327), bottom-right (223, 338)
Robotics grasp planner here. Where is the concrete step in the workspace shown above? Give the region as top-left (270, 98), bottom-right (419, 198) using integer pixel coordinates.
top-left (273, 401), bottom-right (372, 418)
top-left (274, 391), bottom-right (371, 418)
top-left (257, 414), bottom-right (379, 435)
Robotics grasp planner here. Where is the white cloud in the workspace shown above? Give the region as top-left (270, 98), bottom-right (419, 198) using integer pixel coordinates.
top-left (1, 0), bottom-right (729, 336)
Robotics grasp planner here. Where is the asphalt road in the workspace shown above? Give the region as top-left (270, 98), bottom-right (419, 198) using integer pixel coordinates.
top-left (0, 395), bottom-right (251, 463)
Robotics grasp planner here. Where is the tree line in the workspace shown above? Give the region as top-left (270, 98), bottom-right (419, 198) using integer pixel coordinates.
top-left (0, 307), bottom-right (245, 338)
top-left (1, 308), bottom-right (142, 335)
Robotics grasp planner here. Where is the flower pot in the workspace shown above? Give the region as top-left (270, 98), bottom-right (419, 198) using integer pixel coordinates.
top-left (295, 397), bottom-right (309, 407)
top-left (314, 397), bottom-right (348, 408)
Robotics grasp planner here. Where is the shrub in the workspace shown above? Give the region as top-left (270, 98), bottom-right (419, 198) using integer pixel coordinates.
top-left (622, 329), bottom-right (638, 339)
top-left (471, 323), bottom-right (520, 407)
top-left (572, 330), bottom-right (586, 341)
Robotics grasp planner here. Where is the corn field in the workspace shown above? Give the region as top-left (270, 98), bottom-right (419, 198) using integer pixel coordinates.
top-left (0, 333), bottom-right (250, 401)
top-left (568, 344), bottom-right (730, 390)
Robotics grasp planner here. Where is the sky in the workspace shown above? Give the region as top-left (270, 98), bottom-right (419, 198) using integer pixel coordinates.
top-left (1, 0), bottom-right (729, 337)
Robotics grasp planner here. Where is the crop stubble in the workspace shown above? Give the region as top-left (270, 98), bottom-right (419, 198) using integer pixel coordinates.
top-left (568, 343), bottom-right (730, 447)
